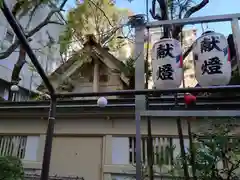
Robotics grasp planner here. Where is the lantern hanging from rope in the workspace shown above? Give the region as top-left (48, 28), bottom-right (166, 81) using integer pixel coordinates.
top-left (151, 38), bottom-right (183, 89)
top-left (193, 31), bottom-right (231, 86)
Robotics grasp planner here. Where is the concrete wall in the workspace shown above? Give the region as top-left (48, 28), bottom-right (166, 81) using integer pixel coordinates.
top-left (0, 113), bottom-right (235, 180)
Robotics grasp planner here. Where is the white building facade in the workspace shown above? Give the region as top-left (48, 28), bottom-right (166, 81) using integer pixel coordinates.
top-left (0, 0), bottom-right (65, 100)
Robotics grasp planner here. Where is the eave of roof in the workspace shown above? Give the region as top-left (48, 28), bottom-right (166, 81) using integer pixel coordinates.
top-left (0, 78), bottom-right (38, 95)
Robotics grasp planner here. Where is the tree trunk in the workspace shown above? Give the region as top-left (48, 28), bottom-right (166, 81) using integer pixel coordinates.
top-left (8, 45), bottom-right (26, 100)
top-left (158, 0), bottom-right (169, 38)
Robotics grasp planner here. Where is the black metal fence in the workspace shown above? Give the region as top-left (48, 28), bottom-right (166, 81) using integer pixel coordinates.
top-left (2, 1), bottom-right (240, 180)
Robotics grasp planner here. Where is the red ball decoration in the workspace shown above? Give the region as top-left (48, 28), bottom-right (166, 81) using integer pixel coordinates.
top-left (184, 93), bottom-right (196, 106)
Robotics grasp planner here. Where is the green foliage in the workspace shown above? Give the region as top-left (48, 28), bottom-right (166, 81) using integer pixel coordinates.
top-left (123, 163), bottom-right (150, 180)
top-left (172, 120), bottom-right (240, 179)
top-left (60, 0), bottom-right (131, 55)
top-left (229, 69), bottom-right (240, 87)
top-left (0, 0), bottom-right (3, 9)
top-left (59, 26), bottom-right (73, 55)
top-left (0, 156), bottom-right (24, 180)
top-left (158, 144), bottom-right (175, 167)
top-left (124, 56), bottom-right (135, 77)
top-left (32, 93), bottom-right (50, 100)
top-left (123, 56), bottom-right (152, 89)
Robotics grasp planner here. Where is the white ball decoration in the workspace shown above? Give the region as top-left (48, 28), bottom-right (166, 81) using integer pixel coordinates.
top-left (10, 85), bottom-right (19, 92)
top-left (97, 97), bottom-right (108, 107)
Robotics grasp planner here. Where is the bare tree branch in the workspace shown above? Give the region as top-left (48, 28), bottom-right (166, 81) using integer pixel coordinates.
top-left (26, 1), bottom-right (46, 29)
top-left (150, 0), bottom-right (162, 20)
top-left (59, 0), bottom-right (69, 10)
top-left (183, 43), bottom-right (194, 60)
top-left (157, 0), bottom-right (170, 37)
top-left (0, 1), bottom-right (66, 60)
top-left (172, 0), bottom-right (209, 39)
top-left (26, 8), bottom-right (63, 37)
top-left (100, 24), bottom-right (126, 45)
top-left (88, 0), bottom-right (113, 27)
top-left (0, 42), bottom-right (20, 59)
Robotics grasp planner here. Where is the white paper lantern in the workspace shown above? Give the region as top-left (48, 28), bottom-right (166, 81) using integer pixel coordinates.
top-left (151, 38), bottom-right (183, 89)
top-left (193, 31), bottom-right (231, 86)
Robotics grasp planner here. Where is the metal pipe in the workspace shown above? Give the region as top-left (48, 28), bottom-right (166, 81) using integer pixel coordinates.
top-left (145, 1), bottom-right (153, 178)
top-left (1, 102), bottom-right (240, 110)
top-left (174, 94), bottom-right (189, 179)
top-left (146, 13), bottom-right (240, 28)
top-left (176, 117), bottom-right (190, 179)
top-left (55, 85), bottom-right (240, 98)
top-left (146, 97), bottom-right (154, 180)
top-left (185, 100), bottom-right (197, 180)
top-left (40, 97), bottom-right (57, 180)
top-left (135, 112), bottom-right (142, 180)
top-left (187, 119), bottom-right (197, 180)
top-left (231, 18), bottom-right (240, 75)
top-left (1, 95), bottom-right (240, 107)
top-left (1, 4), bottom-right (57, 180)
top-left (159, 0), bottom-right (170, 38)
top-left (1, 1), bottom-right (55, 95)
top-left (140, 110), bottom-right (240, 117)
top-left (134, 17), bottom-right (145, 180)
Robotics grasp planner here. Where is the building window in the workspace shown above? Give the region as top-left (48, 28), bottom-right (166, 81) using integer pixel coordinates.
top-left (128, 136), bottom-right (174, 165)
top-left (4, 29), bottom-right (15, 43)
top-left (112, 136), bottom-right (187, 165)
top-left (0, 135), bottom-right (39, 161)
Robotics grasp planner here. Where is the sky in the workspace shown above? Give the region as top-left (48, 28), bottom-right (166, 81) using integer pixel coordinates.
top-left (65, 0), bottom-right (240, 37)
top-left (115, 0), bottom-right (240, 36)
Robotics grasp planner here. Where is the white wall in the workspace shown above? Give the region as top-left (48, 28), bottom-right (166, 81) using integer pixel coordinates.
top-left (24, 136), bottom-right (39, 161)
top-left (112, 137), bottom-right (129, 164)
top-left (0, 0), bottom-right (65, 91)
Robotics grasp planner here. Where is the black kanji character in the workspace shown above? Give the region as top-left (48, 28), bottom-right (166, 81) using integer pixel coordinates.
top-left (200, 36), bottom-right (222, 53)
top-left (157, 64), bottom-right (174, 80)
top-left (201, 57), bottom-right (223, 75)
top-left (156, 43), bottom-right (174, 59)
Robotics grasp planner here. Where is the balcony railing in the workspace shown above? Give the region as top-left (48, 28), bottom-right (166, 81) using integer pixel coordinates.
top-left (0, 135), bottom-right (27, 159)
top-left (129, 136), bottom-right (175, 166)
top-left (112, 136), bottom-right (228, 171)
top-left (0, 135), bottom-right (39, 161)
top-left (112, 136), bottom-right (189, 167)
